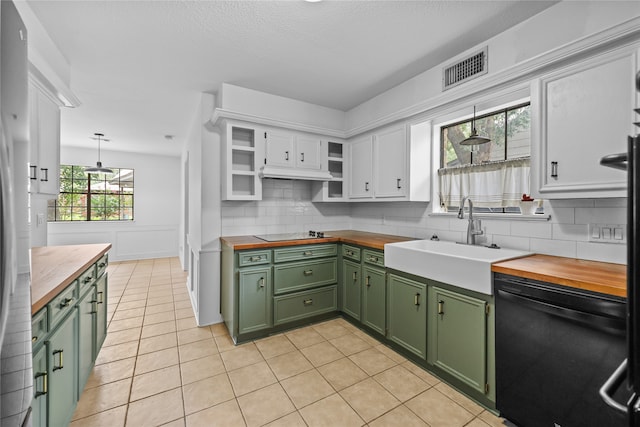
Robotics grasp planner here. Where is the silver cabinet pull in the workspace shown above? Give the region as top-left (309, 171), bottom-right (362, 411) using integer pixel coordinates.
top-left (34, 372), bottom-right (48, 398)
top-left (303, 270), bottom-right (313, 276)
top-left (438, 300), bottom-right (444, 315)
top-left (365, 182), bottom-right (369, 192)
top-left (366, 276), bottom-right (371, 287)
top-left (300, 152), bottom-right (305, 162)
top-left (352, 271), bottom-right (357, 282)
top-left (259, 277), bottom-right (265, 288)
top-left (40, 168), bottom-right (49, 182)
top-left (346, 250), bottom-right (354, 256)
top-left (30, 165), bottom-right (37, 180)
top-left (59, 297), bottom-right (73, 308)
top-left (285, 151), bottom-right (289, 161)
top-left (397, 178), bottom-right (402, 189)
top-left (303, 299), bottom-right (313, 306)
top-left (52, 349), bottom-right (64, 371)
top-left (414, 293), bottom-right (421, 306)
top-left (551, 161), bottom-right (558, 178)
top-left (98, 262), bottom-right (106, 268)
top-left (83, 276), bottom-right (93, 284)
top-left (303, 251), bottom-right (313, 256)
top-left (249, 256), bottom-right (262, 262)
top-left (97, 291), bottom-right (104, 304)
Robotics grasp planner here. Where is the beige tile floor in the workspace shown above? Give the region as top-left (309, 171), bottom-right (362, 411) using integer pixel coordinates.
top-left (70, 257), bottom-right (506, 427)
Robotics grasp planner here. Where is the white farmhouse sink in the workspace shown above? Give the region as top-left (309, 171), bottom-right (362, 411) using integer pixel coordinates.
top-left (384, 240), bottom-right (531, 295)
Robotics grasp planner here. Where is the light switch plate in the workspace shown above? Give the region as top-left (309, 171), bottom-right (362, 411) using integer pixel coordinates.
top-left (588, 223), bottom-right (626, 244)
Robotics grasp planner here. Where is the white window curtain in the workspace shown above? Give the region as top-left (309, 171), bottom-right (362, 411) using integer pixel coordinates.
top-left (438, 158), bottom-right (530, 208)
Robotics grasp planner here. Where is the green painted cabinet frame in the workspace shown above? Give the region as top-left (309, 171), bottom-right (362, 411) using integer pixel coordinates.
top-left (238, 266), bottom-right (272, 334)
top-left (428, 286), bottom-right (487, 394)
top-left (362, 264), bottom-right (386, 335)
top-left (47, 308), bottom-right (78, 427)
top-left (342, 259), bottom-right (361, 320)
top-left (387, 273), bottom-right (427, 359)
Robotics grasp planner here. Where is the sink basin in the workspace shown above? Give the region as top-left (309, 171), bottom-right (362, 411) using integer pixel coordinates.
top-left (384, 240), bottom-right (531, 295)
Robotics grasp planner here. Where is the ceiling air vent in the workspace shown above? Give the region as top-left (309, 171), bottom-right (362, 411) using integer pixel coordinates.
top-left (442, 47), bottom-right (488, 91)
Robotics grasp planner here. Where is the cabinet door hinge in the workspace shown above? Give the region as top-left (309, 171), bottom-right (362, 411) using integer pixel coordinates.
top-left (485, 383), bottom-right (490, 394)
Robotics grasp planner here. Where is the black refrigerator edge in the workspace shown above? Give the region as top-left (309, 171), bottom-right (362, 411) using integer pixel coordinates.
top-left (599, 70), bottom-right (640, 427)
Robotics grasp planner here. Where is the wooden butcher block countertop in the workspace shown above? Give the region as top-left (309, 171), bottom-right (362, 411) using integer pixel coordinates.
top-left (220, 230), bottom-right (414, 251)
top-left (492, 254), bottom-right (627, 298)
top-left (31, 243), bottom-right (112, 314)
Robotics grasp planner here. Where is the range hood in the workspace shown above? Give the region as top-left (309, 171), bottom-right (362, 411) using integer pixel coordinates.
top-left (259, 165), bottom-right (333, 181)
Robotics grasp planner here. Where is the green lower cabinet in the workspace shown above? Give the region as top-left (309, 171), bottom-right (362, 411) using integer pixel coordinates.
top-left (78, 287), bottom-right (96, 394)
top-left (96, 274), bottom-right (108, 351)
top-left (387, 273), bottom-right (427, 359)
top-left (47, 309), bottom-right (78, 427)
top-left (342, 259), bottom-right (361, 320)
top-left (31, 345), bottom-right (48, 427)
top-left (274, 285), bottom-right (337, 325)
top-left (238, 266), bottom-right (272, 334)
top-left (362, 265), bottom-right (386, 335)
top-left (428, 286), bottom-right (487, 395)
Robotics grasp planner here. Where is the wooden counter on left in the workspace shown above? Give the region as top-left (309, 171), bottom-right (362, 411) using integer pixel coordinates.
top-left (31, 243), bottom-right (112, 314)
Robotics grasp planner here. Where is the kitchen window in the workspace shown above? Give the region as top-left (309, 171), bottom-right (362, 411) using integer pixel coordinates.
top-left (48, 165), bottom-right (134, 221)
top-left (438, 103), bottom-right (531, 212)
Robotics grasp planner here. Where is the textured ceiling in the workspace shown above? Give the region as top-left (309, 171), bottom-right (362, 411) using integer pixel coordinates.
top-left (26, 0), bottom-right (557, 156)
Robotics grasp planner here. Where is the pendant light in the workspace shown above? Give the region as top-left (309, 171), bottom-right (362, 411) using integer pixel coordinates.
top-left (85, 133), bottom-right (113, 174)
top-left (460, 106), bottom-right (491, 146)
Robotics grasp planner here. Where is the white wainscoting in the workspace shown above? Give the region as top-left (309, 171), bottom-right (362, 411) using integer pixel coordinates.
top-left (48, 223), bottom-right (179, 262)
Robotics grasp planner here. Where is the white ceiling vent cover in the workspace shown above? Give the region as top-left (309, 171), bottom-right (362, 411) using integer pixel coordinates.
top-left (442, 47), bottom-right (488, 91)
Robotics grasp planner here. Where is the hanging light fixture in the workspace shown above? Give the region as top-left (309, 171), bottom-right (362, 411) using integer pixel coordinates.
top-left (85, 133), bottom-right (113, 174)
top-left (460, 105), bottom-right (491, 146)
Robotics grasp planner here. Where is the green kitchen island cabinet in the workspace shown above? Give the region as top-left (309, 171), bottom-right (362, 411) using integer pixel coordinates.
top-left (30, 244), bottom-right (111, 427)
top-left (387, 273), bottom-right (427, 359)
top-left (221, 242), bottom-right (339, 343)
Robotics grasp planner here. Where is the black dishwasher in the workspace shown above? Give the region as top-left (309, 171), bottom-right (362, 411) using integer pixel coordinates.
top-left (495, 273), bottom-right (629, 427)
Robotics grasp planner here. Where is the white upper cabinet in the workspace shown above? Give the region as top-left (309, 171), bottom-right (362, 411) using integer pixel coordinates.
top-left (295, 136), bottom-right (322, 170)
top-left (29, 80), bottom-right (61, 196)
top-left (262, 128), bottom-right (331, 180)
top-left (531, 47), bottom-right (638, 199)
top-left (264, 130), bottom-right (294, 168)
top-left (374, 125), bottom-right (407, 198)
top-left (348, 122), bottom-right (430, 202)
top-left (348, 135), bottom-right (373, 199)
top-left (221, 121), bottom-right (263, 201)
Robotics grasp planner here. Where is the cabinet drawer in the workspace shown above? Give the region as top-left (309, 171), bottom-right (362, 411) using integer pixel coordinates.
top-left (363, 249), bottom-right (384, 267)
top-left (238, 250), bottom-right (271, 267)
top-left (342, 244), bottom-right (361, 261)
top-left (78, 264), bottom-right (97, 294)
top-left (274, 285), bottom-right (337, 325)
top-left (31, 308), bottom-right (48, 347)
top-left (49, 282), bottom-right (78, 330)
top-left (273, 258), bottom-right (337, 294)
top-left (273, 244), bottom-right (337, 263)
top-left (96, 253), bottom-right (108, 277)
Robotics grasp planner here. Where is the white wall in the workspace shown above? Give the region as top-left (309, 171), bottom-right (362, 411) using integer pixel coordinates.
top-left (47, 146), bottom-right (181, 261)
top-left (345, 1), bottom-right (640, 134)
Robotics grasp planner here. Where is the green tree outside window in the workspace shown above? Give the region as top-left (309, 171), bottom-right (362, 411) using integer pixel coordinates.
top-left (48, 165), bottom-right (134, 221)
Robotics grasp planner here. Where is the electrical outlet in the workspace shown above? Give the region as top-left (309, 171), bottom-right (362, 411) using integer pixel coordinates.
top-left (588, 223), bottom-right (626, 244)
top-left (36, 213), bottom-right (45, 226)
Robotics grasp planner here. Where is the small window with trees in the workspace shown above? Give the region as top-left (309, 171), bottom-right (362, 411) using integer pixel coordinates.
top-left (48, 165), bottom-right (134, 221)
top-left (438, 103), bottom-right (531, 212)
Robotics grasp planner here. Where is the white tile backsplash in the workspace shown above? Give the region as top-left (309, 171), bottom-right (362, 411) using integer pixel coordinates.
top-left (222, 183), bottom-right (627, 265)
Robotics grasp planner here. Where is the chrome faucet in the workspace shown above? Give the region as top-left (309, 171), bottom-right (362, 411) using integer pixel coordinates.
top-left (458, 197), bottom-right (484, 245)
